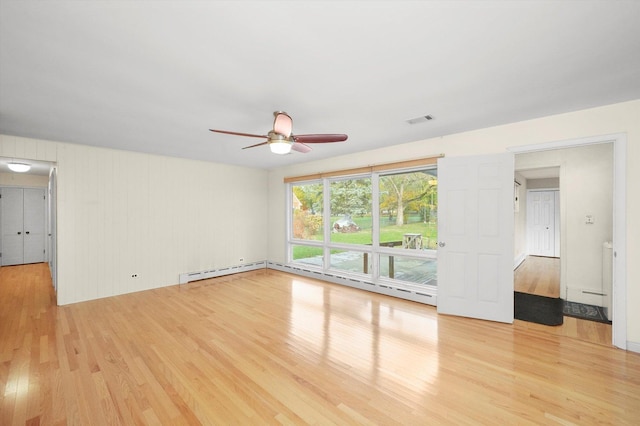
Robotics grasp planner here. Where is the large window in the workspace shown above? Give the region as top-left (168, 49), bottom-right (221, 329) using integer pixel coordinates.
top-left (291, 182), bottom-right (324, 265)
top-left (379, 170), bottom-right (438, 250)
top-left (288, 161), bottom-right (438, 290)
top-left (292, 182), bottom-right (323, 242)
top-left (330, 177), bottom-right (372, 245)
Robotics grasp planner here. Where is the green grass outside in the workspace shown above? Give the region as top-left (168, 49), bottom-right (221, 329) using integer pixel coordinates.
top-left (292, 245), bottom-right (324, 259)
top-left (328, 214), bottom-right (426, 231)
top-left (293, 219), bottom-right (437, 260)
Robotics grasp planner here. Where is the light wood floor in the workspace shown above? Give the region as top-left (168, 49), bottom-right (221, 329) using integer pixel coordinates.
top-left (514, 255), bottom-right (612, 346)
top-left (2, 264), bottom-right (639, 425)
top-left (514, 255), bottom-right (561, 298)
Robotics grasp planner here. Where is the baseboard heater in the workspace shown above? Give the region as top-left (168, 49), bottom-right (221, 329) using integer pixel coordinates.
top-left (179, 260), bottom-right (436, 306)
top-left (179, 261), bottom-right (267, 284)
top-left (267, 261), bottom-right (437, 306)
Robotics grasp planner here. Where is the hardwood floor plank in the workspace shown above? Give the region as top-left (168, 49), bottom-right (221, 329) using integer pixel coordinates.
top-left (514, 255), bottom-right (560, 298)
top-left (1, 264), bottom-right (639, 424)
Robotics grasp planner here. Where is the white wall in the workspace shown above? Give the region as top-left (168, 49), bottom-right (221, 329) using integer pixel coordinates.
top-left (0, 135), bottom-right (269, 305)
top-left (267, 99), bottom-right (640, 345)
top-left (0, 172), bottom-right (49, 187)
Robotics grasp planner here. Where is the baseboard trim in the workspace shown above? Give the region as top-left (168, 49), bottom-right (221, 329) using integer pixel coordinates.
top-left (514, 254), bottom-right (526, 270)
top-left (267, 261), bottom-right (437, 306)
top-left (626, 341), bottom-right (640, 354)
top-left (179, 261), bottom-right (267, 284)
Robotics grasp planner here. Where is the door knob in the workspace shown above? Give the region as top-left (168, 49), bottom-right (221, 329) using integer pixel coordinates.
top-left (26, 231), bottom-right (30, 234)
top-left (438, 242), bottom-right (446, 247)
top-left (17, 231), bottom-right (21, 235)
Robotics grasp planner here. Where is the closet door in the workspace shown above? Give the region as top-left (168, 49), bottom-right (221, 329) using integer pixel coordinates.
top-left (23, 188), bottom-right (46, 264)
top-left (527, 190), bottom-right (557, 257)
top-left (1, 188), bottom-right (25, 266)
top-left (1, 187), bottom-right (46, 266)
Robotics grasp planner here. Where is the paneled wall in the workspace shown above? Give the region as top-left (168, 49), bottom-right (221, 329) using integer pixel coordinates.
top-left (0, 135), bottom-right (268, 305)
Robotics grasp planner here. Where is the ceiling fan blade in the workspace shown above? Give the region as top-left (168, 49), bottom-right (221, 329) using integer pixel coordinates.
top-left (293, 134), bottom-right (348, 144)
top-left (241, 141), bottom-right (269, 150)
top-left (272, 112), bottom-right (292, 137)
top-left (291, 142), bottom-right (312, 153)
top-left (210, 129), bottom-right (267, 139)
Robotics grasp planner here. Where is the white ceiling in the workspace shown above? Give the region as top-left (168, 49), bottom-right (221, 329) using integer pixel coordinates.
top-left (1, 1), bottom-right (639, 170)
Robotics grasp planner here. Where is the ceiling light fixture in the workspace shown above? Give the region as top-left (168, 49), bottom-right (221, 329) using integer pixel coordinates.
top-left (270, 141), bottom-right (293, 155)
top-left (8, 162), bottom-right (31, 173)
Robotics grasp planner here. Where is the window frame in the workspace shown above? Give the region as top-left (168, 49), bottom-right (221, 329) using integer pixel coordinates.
top-left (287, 163), bottom-right (438, 292)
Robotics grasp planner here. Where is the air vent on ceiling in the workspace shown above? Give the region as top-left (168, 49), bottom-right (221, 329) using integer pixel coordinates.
top-left (406, 115), bottom-right (434, 125)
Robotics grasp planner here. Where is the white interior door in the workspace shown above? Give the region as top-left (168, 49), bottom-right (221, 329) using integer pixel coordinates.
top-left (437, 152), bottom-right (515, 323)
top-left (23, 188), bottom-right (46, 264)
top-left (527, 190), bottom-right (556, 257)
top-left (1, 187), bottom-right (46, 266)
top-left (1, 188), bottom-right (25, 266)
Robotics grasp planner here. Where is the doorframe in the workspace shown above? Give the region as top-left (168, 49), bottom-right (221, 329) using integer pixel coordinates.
top-left (48, 167), bottom-right (58, 293)
top-left (509, 133), bottom-right (626, 350)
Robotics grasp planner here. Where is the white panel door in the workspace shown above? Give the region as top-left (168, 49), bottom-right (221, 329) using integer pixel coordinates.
top-left (527, 190), bottom-right (556, 257)
top-left (1, 188), bottom-right (25, 266)
top-left (0, 187), bottom-right (46, 266)
top-left (23, 188), bottom-right (46, 264)
top-left (437, 153), bottom-right (515, 323)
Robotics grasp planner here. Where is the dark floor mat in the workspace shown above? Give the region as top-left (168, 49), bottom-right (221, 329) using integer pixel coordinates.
top-left (514, 291), bottom-right (564, 326)
top-left (563, 300), bottom-right (611, 324)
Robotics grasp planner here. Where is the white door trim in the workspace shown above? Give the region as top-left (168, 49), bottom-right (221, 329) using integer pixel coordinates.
top-left (509, 133), bottom-right (627, 350)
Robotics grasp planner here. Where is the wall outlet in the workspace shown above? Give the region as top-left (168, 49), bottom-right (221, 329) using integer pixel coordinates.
top-left (239, 258), bottom-right (244, 263)
top-left (131, 273), bottom-right (139, 278)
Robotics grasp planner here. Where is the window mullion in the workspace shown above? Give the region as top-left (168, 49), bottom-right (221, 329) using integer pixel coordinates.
top-left (322, 177), bottom-right (331, 270)
top-left (286, 182), bottom-right (293, 262)
top-left (371, 173), bottom-right (380, 280)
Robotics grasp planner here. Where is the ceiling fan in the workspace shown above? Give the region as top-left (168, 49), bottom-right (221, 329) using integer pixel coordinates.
top-left (210, 111), bottom-right (348, 155)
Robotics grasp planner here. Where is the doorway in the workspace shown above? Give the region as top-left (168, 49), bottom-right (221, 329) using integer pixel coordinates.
top-left (511, 137), bottom-right (622, 347)
top-left (0, 158), bottom-right (57, 294)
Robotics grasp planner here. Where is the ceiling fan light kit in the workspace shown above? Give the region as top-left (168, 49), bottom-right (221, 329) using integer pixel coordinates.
top-left (270, 140), bottom-right (293, 155)
top-left (210, 111), bottom-right (347, 155)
